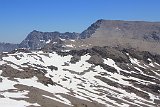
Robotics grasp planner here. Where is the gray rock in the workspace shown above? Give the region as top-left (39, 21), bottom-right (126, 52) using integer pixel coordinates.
top-left (0, 77), bottom-right (2, 82)
top-left (0, 64), bottom-right (54, 86)
top-left (70, 55), bottom-right (81, 64)
top-left (47, 65), bottom-right (58, 71)
top-left (91, 46), bottom-right (130, 63)
top-left (87, 54), bottom-right (104, 65)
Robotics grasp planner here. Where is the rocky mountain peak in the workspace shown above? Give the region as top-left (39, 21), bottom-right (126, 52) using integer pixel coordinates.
top-left (1, 19), bottom-right (160, 53)
top-left (80, 19), bottom-right (160, 40)
top-left (18, 30), bottom-right (79, 50)
top-left (72, 19), bottom-right (160, 54)
top-left (79, 19), bottom-right (104, 39)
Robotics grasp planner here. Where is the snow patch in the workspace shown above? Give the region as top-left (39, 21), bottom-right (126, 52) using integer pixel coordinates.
top-left (46, 39), bottom-right (51, 44)
top-left (1, 91), bottom-right (29, 99)
top-left (70, 40), bottom-right (75, 42)
top-left (0, 97), bottom-right (39, 107)
top-left (65, 44), bottom-right (74, 48)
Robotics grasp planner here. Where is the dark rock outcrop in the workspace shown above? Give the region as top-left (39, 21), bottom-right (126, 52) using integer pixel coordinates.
top-left (87, 54), bottom-right (104, 65)
top-left (70, 55), bottom-right (81, 64)
top-left (19, 30), bottom-right (79, 50)
top-left (0, 64), bottom-right (54, 86)
top-left (41, 38), bottom-right (64, 52)
top-left (91, 46), bottom-right (130, 63)
top-left (47, 65), bottom-right (58, 71)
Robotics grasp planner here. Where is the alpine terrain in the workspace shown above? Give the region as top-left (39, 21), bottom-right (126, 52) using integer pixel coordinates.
top-left (0, 20), bottom-right (160, 107)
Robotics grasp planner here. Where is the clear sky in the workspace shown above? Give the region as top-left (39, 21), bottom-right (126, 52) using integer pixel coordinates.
top-left (0, 0), bottom-right (160, 43)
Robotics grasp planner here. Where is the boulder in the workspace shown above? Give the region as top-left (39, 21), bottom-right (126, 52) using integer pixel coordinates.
top-left (87, 54), bottom-right (104, 65)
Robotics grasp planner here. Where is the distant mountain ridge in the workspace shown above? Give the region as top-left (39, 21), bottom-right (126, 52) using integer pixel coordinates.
top-left (1, 19), bottom-right (160, 53)
top-left (19, 30), bottom-right (79, 50)
top-left (67, 19), bottom-right (160, 54)
top-left (80, 19), bottom-right (160, 41)
top-left (0, 42), bottom-right (18, 52)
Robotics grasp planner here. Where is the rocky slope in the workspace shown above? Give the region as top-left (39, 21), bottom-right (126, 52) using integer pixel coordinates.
top-left (66, 19), bottom-right (160, 54)
top-left (0, 47), bottom-right (160, 107)
top-left (18, 30), bottom-right (79, 50)
top-left (80, 19), bottom-right (160, 41)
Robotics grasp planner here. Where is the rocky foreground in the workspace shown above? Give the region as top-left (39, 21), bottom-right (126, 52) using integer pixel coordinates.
top-left (0, 47), bottom-right (160, 107)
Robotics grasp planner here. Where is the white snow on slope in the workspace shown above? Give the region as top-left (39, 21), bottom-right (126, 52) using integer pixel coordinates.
top-left (0, 77), bottom-right (39, 107)
top-left (46, 39), bottom-right (51, 43)
top-left (0, 51), bottom-right (159, 107)
top-left (0, 77), bottom-right (17, 91)
top-left (1, 91), bottom-right (29, 98)
top-left (0, 60), bottom-right (6, 65)
top-left (65, 44), bottom-right (75, 48)
top-left (0, 98), bottom-right (39, 107)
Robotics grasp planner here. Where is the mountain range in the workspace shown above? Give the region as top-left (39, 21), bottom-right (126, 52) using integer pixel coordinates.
top-left (0, 19), bottom-right (160, 107)
top-left (1, 19), bottom-right (160, 53)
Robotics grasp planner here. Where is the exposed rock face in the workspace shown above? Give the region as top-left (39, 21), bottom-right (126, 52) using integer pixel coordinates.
top-left (47, 65), bottom-right (58, 71)
top-left (87, 54), bottom-right (104, 65)
top-left (81, 19), bottom-right (160, 41)
top-left (41, 38), bottom-right (64, 52)
top-left (19, 30), bottom-right (79, 50)
top-left (80, 19), bottom-right (103, 39)
top-left (0, 77), bottom-right (2, 82)
top-left (91, 46), bottom-right (130, 63)
top-left (0, 64), bottom-right (54, 86)
top-left (70, 55), bottom-right (81, 64)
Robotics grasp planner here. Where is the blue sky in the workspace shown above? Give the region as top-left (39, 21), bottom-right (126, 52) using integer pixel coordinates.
top-left (0, 0), bottom-right (160, 43)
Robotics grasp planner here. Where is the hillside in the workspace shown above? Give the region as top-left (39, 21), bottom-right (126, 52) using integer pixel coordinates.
top-left (66, 19), bottom-right (160, 54)
top-left (0, 20), bottom-right (160, 106)
top-left (0, 47), bottom-right (160, 107)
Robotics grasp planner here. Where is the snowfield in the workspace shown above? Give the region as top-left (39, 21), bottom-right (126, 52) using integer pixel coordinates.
top-left (0, 49), bottom-right (160, 107)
